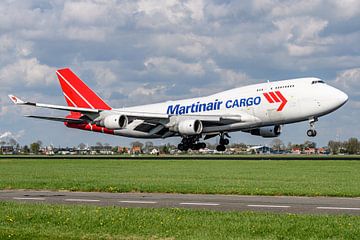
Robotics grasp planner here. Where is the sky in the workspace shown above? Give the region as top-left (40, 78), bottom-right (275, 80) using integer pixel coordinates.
top-left (0, 0), bottom-right (359, 147)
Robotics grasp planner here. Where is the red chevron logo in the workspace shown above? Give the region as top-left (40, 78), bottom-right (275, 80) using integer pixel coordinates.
top-left (263, 91), bottom-right (288, 111)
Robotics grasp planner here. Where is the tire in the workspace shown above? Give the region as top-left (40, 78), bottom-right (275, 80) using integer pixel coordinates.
top-left (178, 143), bottom-right (184, 151)
top-left (216, 145), bottom-right (226, 152)
top-left (220, 138), bottom-right (229, 145)
top-left (307, 129), bottom-right (316, 137)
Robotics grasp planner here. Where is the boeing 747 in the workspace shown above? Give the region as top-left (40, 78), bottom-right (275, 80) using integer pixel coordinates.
top-left (9, 68), bottom-right (348, 151)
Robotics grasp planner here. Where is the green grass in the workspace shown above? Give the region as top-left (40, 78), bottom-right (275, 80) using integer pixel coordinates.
top-left (0, 159), bottom-right (360, 197)
top-left (1, 201), bottom-right (359, 240)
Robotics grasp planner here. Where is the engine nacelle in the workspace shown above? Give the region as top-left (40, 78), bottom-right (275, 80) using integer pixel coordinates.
top-left (177, 119), bottom-right (203, 135)
top-left (100, 115), bottom-right (128, 129)
top-left (250, 125), bottom-right (281, 138)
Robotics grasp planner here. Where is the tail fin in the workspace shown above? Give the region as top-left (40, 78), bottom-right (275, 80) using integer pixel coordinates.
top-left (56, 68), bottom-right (111, 110)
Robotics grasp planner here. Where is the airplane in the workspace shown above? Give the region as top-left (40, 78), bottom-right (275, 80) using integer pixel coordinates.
top-left (9, 68), bottom-right (348, 151)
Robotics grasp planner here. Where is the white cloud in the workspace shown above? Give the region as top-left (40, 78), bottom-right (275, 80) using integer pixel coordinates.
top-left (0, 130), bottom-right (25, 141)
top-left (335, 68), bottom-right (360, 91)
top-left (329, 0), bottom-right (360, 19)
top-left (0, 58), bottom-right (56, 87)
top-left (128, 84), bottom-right (166, 97)
top-left (144, 57), bottom-right (205, 76)
top-left (62, 1), bottom-right (110, 24)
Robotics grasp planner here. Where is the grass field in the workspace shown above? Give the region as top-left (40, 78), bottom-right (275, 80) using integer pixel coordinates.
top-left (1, 201), bottom-right (360, 240)
top-left (1, 159), bottom-right (359, 197)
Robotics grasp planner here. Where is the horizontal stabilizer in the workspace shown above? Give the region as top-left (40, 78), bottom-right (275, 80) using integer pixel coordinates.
top-left (25, 115), bottom-right (87, 124)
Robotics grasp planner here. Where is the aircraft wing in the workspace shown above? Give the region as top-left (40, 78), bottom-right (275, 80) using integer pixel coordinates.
top-left (8, 95), bottom-right (100, 114)
top-left (9, 94), bottom-right (258, 136)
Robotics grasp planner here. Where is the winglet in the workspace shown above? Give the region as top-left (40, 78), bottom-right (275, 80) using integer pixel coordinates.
top-left (8, 95), bottom-right (25, 105)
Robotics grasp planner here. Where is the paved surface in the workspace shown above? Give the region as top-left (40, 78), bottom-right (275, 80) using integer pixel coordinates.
top-left (1, 190), bottom-right (360, 215)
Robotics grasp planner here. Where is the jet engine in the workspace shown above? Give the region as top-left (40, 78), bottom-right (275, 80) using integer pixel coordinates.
top-left (177, 119), bottom-right (203, 135)
top-left (98, 115), bottom-right (128, 129)
top-left (250, 125), bottom-right (281, 138)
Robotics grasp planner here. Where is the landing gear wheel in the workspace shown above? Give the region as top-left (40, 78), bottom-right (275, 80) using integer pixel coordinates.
top-left (216, 145), bottom-right (226, 152)
top-left (178, 143), bottom-right (189, 151)
top-left (307, 129), bottom-right (317, 137)
top-left (220, 138), bottom-right (230, 145)
top-left (199, 142), bottom-right (206, 149)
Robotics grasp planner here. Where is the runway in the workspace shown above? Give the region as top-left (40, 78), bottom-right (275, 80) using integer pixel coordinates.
top-left (1, 190), bottom-right (360, 215)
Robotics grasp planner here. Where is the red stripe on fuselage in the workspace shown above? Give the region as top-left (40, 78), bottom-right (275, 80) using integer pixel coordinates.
top-left (269, 92), bottom-right (281, 103)
top-left (263, 93), bottom-right (274, 103)
top-left (65, 122), bottom-right (115, 135)
top-left (275, 91), bottom-right (288, 111)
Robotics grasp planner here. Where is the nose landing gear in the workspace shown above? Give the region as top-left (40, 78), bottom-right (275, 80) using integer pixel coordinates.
top-left (307, 117), bottom-right (318, 137)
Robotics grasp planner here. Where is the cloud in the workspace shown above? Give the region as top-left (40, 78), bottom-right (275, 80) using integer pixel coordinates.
top-left (0, 58), bottom-right (56, 87)
top-left (335, 68), bottom-right (360, 91)
top-left (0, 130), bottom-right (25, 141)
top-left (144, 57), bottom-right (205, 76)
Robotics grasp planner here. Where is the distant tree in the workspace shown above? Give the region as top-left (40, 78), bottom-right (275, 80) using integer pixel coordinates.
top-left (0, 140), bottom-right (5, 146)
top-left (30, 141), bottom-right (42, 154)
top-left (230, 143), bottom-right (248, 149)
top-left (286, 142), bottom-right (292, 151)
top-left (112, 146), bottom-right (118, 153)
top-left (161, 144), bottom-right (170, 154)
top-left (78, 143), bottom-right (86, 149)
top-left (345, 138), bottom-right (359, 154)
top-left (270, 138), bottom-right (284, 151)
top-left (328, 140), bottom-right (341, 154)
top-left (303, 141), bottom-right (316, 149)
top-left (122, 147), bottom-right (128, 154)
top-left (23, 145), bottom-right (30, 154)
top-left (104, 143), bottom-right (110, 147)
top-left (144, 141), bottom-right (154, 153)
top-left (96, 142), bottom-right (103, 147)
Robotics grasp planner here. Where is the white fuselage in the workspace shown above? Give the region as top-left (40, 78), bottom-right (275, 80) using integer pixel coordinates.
top-left (106, 77), bottom-right (348, 138)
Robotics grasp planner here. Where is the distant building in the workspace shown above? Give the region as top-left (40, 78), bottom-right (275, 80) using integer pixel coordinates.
top-left (248, 146), bottom-right (272, 154)
top-left (304, 148), bottom-right (316, 155)
top-left (90, 146), bottom-right (113, 155)
top-left (117, 146), bottom-right (130, 154)
top-left (1, 146), bottom-right (14, 155)
top-left (291, 148), bottom-right (302, 154)
top-left (131, 146), bottom-right (142, 154)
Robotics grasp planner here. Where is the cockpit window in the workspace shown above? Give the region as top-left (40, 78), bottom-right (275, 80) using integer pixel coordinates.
top-left (311, 80), bottom-right (325, 84)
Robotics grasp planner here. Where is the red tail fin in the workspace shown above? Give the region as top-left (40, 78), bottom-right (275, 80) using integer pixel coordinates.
top-left (56, 68), bottom-right (111, 110)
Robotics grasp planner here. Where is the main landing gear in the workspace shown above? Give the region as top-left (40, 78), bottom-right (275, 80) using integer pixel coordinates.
top-left (307, 117), bottom-right (318, 137)
top-left (216, 133), bottom-right (230, 152)
top-left (178, 136), bottom-right (206, 151)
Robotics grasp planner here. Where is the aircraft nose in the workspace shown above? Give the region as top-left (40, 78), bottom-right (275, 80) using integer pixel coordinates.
top-left (336, 89), bottom-right (349, 106)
